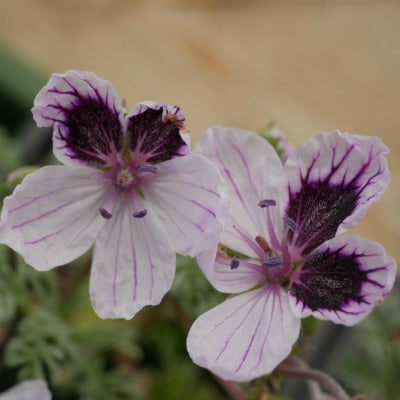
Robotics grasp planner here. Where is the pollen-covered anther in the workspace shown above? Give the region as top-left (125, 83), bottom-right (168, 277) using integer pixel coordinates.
top-left (230, 257), bottom-right (240, 270)
top-left (258, 199), bottom-right (276, 208)
top-left (99, 208), bottom-right (112, 219)
top-left (283, 215), bottom-right (297, 232)
top-left (133, 209), bottom-right (147, 218)
top-left (263, 256), bottom-right (283, 268)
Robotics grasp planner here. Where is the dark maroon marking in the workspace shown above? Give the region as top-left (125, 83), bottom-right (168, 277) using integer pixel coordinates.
top-left (289, 246), bottom-right (383, 312)
top-left (126, 107), bottom-right (187, 163)
top-left (286, 145), bottom-right (382, 255)
top-left (47, 81), bottom-right (123, 166)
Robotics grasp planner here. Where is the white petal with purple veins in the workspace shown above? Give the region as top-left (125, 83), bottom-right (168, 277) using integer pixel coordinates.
top-left (284, 130), bottom-right (391, 255)
top-left (288, 234), bottom-right (397, 326)
top-left (90, 199), bottom-right (175, 319)
top-left (0, 166), bottom-right (109, 270)
top-left (32, 70), bottom-right (124, 167)
top-left (0, 380), bottom-right (51, 400)
top-left (187, 286), bottom-right (301, 381)
top-left (143, 153), bottom-right (228, 257)
top-left (195, 126), bottom-right (286, 258)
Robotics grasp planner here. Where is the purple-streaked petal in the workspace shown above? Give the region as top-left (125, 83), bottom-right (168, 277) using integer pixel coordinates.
top-left (288, 234), bottom-right (397, 326)
top-left (142, 153), bottom-right (228, 257)
top-left (0, 380), bottom-right (51, 400)
top-left (187, 285), bottom-right (301, 381)
top-left (284, 131), bottom-right (390, 256)
top-left (195, 126), bottom-right (286, 258)
top-left (126, 101), bottom-right (190, 164)
top-left (90, 199), bottom-right (175, 319)
top-left (32, 70), bottom-right (124, 167)
top-left (0, 166), bottom-right (109, 270)
top-left (212, 255), bottom-right (267, 293)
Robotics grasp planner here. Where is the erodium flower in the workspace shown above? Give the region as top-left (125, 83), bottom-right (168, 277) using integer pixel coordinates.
top-left (0, 380), bottom-right (51, 400)
top-left (0, 71), bottom-right (226, 319)
top-left (187, 127), bottom-right (397, 381)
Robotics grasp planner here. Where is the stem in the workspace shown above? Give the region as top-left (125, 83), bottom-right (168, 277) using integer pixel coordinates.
top-left (276, 357), bottom-right (351, 400)
top-left (167, 294), bottom-right (246, 400)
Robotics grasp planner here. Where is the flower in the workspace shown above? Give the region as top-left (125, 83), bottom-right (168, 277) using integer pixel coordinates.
top-left (0, 71), bottom-right (226, 319)
top-left (0, 380), bottom-right (51, 400)
top-left (187, 127), bottom-right (397, 381)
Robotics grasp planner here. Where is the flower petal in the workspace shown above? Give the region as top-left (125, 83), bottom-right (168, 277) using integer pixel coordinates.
top-left (195, 126), bottom-right (285, 257)
top-left (0, 380), bottom-right (51, 400)
top-left (90, 199), bottom-right (175, 319)
top-left (32, 70), bottom-right (124, 167)
top-left (284, 131), bottom-right (390, 255)
top-left (288, 234), bottom-right (397, 326)
top-left (126, 101), bottom-right (190, 164)
top-left (212, 256), bottom-right (268, 293)
top-left (142, 153), bottom-right (228, 257)
top-left (0, 166), bottom-right (108, 270)
top-left (187, 286), bottom-right (301, 381)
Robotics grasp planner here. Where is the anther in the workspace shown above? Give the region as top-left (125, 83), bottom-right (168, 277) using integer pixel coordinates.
top-left (133, 209), bottom-right (147, 218)
top-left (139, 164), bottom-right (157, 174)
top-left (230, 257), bottom-right (240, 270)
top-left (263, 256), bottom-right (283, 268)
top-left (99, 208), bottom-right (112, 219)
top-left (258, 199), bottom-right (276, 208)
top-left (283, 215), bottom-right (297, 232)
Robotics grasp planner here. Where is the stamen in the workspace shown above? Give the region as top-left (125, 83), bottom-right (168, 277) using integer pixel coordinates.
top-left (283, 215), bottom-right (297, 232)
top-left (258, 199), bottom-right (276, 208)
top-left (139, 164), bottom-right (157, 174)
top-left (133, 209), bottom-right (147, 218)
top-left (230, 257), bottom-right (240, 270)
top-left (263, 256), bottom-right (283, 268)
top-left (233, 225), bottom-right (265, 260)
top-left (99, 208), bottom-right (112, 219)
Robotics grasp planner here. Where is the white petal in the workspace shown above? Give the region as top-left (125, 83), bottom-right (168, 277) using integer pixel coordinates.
top-left (90, 199), bottom-right (175, 319)
top-left (32, 70), bottom-right (125, 168)
top-left (0, 380), bottom-right (51, 400)
top-left (0, 166), bottom-right (108, 270)
top-left (142, 153), bottom-right (228, 257)
top-left (284, 130), bottom-right (391, 255)
top-left (195, 126), bottom-right (285, 258)
top-left (187, 286), bottom-right (301, 381)
top-left (288, 234), bottom-right (397, 326)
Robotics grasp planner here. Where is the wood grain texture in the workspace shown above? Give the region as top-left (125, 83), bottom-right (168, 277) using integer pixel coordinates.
top-left (0, 0), bottom-right (398, 261)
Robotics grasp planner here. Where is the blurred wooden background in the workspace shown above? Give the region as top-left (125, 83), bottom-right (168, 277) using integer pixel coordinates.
top-left (0, 0), bottom-right (398, 261)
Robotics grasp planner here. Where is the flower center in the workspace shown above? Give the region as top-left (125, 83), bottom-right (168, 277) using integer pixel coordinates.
top-left (115, 167), bottom-right (136, 190)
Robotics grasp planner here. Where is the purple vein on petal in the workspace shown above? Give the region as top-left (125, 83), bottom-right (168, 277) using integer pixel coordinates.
top-left (215, 291), bottom-right (265, 362)
top-left (236, 287), bottom-right (272, 373)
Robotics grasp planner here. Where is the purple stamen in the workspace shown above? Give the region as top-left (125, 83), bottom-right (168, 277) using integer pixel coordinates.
top-left (263, 256), bottom-right (283, 268)
top-left (133, 209), bottom-right (147, 218)
top-left (99, 208), bottom-right (112, 219)
top-left (283, 215), bottom-right (297, 232)
top-left (258, 199), bottom-right (276, 208)
top-left (230, 257), bottom-right (240, 270)
top-left (139, 164), bottom-right (157, 174)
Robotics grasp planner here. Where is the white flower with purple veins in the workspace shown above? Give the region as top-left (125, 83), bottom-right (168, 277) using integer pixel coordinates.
top-left (0, 380), bottom-right (51, 400)
top-left (0, 70), bottom-right (226, 319)
top-left (187, 127), bottom-right (397, 381)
